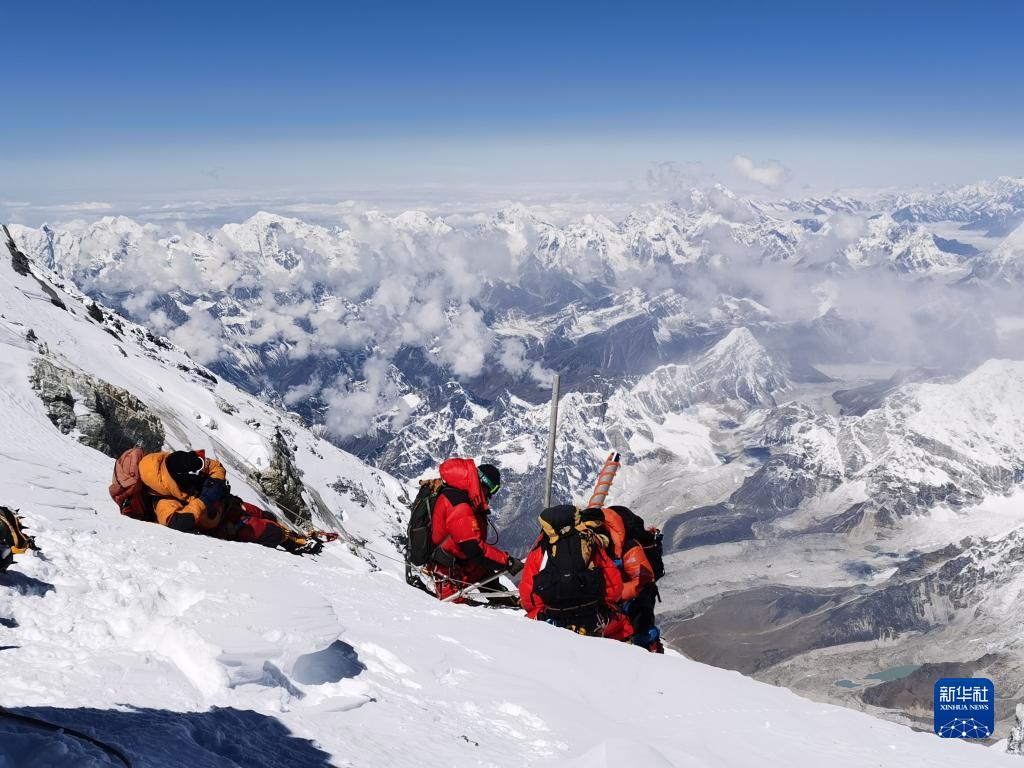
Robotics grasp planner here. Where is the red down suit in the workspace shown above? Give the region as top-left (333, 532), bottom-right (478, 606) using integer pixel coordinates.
top-left (428, 458), bottom-right (511, 600)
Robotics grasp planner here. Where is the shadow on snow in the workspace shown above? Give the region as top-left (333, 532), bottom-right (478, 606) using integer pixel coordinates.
top-left (0, 705), bottom-right (335, 767)
top-left (0, 571), bottom-right (56, 597)
top-left (292, 640), bottom-right (366, 686)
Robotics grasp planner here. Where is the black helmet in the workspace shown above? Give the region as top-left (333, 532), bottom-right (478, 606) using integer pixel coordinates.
top-left (478, 463), bottom-right (501, 498)
top-left (166, 451), bottom-right (205, 489)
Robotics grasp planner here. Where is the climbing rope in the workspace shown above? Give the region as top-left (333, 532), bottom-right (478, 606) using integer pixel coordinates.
top-left (0, 706), bottom-right (132, 767)
top-left (218, 462), bottom-right (523, 599)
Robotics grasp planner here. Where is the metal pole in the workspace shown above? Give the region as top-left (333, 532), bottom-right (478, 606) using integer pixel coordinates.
top-left (542, 373), bottom-right (561, 509)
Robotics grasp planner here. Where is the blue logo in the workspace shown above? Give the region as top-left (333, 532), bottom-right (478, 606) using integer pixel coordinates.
top-left (934, 678), bottom-right (994, 738)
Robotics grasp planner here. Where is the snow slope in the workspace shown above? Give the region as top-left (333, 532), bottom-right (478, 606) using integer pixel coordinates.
top-left (0, 236), bottom-right (1017, 766)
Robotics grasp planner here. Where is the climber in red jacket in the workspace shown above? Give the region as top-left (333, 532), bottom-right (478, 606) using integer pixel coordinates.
top-left (518, 505), bottom-right (633, 641)
top-left (427, 458), bottom-right (521, 601)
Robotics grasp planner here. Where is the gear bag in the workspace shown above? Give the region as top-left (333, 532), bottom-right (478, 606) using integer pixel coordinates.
top-left (609, 505), bottom-right (664, 580)
top-left (108, 447), bottom-right (155, 522)
top-left (405, 478), bottom-right (444, 567)
top-left (532, 505), bottom-right (606, 632)
top-left (0, 507), bottom-right (36, 572)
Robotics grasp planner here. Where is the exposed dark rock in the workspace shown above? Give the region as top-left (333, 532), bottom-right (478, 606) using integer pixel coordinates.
top-left (176, 363), bottom-right (218, 386)
top-left (29, 358), bottom-right (165, 458)
top-left (3, 224), bottom-right (32, 277)
top-left (215, 396), bottom-right (238, 415)
top-left (250, 428), bottom-right (312, 527)
top-left (329, 478), bottom-right (370, 508)
top-left (662, 585), bottom-right (851, 673)
top-left (3, 225), bottom-right (67, 310)
top-left (143, 330), bottom-right (172, 350)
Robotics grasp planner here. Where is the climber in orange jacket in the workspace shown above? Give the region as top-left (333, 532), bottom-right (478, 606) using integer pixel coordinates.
top-left (139, 450), bottom-right (228, 531)
top-left (137, 450), bottom-right (311, 552)
top-left (427, 458), bottom-right (520, 601)
top-left (602, 505), bottom-right (663, 653)
top-left (600, 507), bottom-right (656, 602)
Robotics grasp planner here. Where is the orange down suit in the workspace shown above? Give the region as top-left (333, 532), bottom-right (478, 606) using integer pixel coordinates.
top-left (602, 507), bottom-right (656, 601)
top-left (138, 451), bottom-right (227, 531)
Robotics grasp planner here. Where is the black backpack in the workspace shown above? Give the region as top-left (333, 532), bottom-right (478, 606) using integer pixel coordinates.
top-left (406, 479), bottom-right (444, 567)
top-left (608, 505), bottom-right (665, 580)
top-left (532, 505), bottom-right (607, 631)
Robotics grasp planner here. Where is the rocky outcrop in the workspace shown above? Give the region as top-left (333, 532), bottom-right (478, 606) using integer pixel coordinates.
top-left (250, 428), bottom-right (312, 527)
top-left (4, 225), bottom-right (67, 310)
top-left (29, 358), bottom-right (164, 458)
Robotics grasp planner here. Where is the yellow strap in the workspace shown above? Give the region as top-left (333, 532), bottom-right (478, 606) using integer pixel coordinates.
top-left (0, 513), bottom-right (30, 554)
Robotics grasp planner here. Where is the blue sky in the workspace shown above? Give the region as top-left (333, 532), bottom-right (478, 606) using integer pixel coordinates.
top-left (3, 0), bottom-right (1024, 207)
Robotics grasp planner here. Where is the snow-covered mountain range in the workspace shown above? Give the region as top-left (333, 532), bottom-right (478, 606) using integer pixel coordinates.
top-left (6, 194), bottom-right (1021, 766)
top-left (7, 176), bottom-right (1024, 748)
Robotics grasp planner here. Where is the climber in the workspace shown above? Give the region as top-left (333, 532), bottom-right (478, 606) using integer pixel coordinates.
top-left (518, 505), bottom-right (633, 640)
top-left (115, 448), bottom-right (319, 554)
top-left (604, 505), bottom-right (664, 653)
top-left (425, 458), bottom-right (521, 602)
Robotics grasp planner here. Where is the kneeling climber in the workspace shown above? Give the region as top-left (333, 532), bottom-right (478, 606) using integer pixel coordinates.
top-left (519, 505), bottom-right (633, 640)
top-left (422, 458), bottom-right (521, 602)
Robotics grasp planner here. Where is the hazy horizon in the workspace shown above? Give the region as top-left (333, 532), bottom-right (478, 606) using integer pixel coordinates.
top-left (3, 1), bottom-right (1023, 217)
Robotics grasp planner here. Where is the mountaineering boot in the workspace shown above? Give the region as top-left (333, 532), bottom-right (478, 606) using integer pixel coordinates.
top-left (633, 626), bottom-right (664, 653)
top-left (281, 531), bottom-right (325, 556)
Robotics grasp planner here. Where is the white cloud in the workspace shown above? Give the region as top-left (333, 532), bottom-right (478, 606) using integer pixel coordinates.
top-left (646, 160), bottom-right (709, 198)
top-left (48, 202), bottom-right (114, 212)
top-left (322, 358), bottom-right (398, 438)
top-left (732, 155), bottom-right (791, 188)
top-left (283, 376), bottom-right (323, 407)
top-left (497, 338), bottom-right (555, 385)
top-left (168, 309), bottom-right (224, 365)
top-left (436, 308), bottom-right (492, 378)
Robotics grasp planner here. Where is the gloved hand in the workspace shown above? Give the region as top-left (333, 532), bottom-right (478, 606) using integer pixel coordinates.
top-left (199, 478), bottom-right (228, 508)
top-left (506, 555), bottom-right (524, 576)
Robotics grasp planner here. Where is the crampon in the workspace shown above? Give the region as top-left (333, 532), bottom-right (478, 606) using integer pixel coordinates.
top-left (284, 529), bottom-right (340, 556)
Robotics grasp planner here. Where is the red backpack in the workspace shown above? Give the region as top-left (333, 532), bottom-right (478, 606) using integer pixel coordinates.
top-left (109, 447), bottom-right (154, 521)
